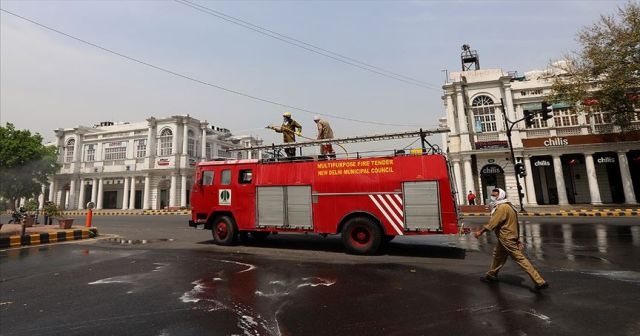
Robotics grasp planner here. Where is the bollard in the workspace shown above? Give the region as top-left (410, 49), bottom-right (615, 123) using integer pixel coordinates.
top-left (85, 209), bottom-right (93, 228)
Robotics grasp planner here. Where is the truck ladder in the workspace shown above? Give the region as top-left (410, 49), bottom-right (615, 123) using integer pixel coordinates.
top-left (228, 128), bottom-right (450, 152)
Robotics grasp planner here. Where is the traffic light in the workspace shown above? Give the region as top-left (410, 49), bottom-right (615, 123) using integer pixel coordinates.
top-left (541, 101), bottom-right (553, 121)
top-left (515, 162), bottom-right (527, 178)
top-left (524, 110), bottom-right (535, 127)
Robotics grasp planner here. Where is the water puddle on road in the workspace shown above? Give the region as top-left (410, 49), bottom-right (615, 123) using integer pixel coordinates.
top-left (101, 238), bottom-right (175, 245)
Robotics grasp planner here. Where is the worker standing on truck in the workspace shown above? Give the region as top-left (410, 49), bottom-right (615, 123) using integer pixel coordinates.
top-left (267, 111), bottom-right (302, 157)
top-left (313, 115), bottom-right (335, 159)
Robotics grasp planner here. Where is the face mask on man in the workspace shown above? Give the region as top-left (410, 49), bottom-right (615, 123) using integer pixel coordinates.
top-left (490, 196), bottom-right (497, 202)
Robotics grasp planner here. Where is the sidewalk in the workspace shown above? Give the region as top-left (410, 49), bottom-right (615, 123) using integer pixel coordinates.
top-left (459, 204), bottom-right (640, 217)
top-left (0, 223), bottom-right (98, 249)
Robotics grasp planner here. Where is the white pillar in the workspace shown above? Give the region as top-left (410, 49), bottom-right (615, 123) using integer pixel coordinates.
top-left (48, 181), bottom-right (55, 202)
top-left (463, 158), bottom-right (474, 202)
top-left (584, 153), bottom-right (602, 205)
top-left (201, 126), bottom-right (208, 161)
top-left (181, 174), bottom-right (187, 207)
top-left (143, 175), bottom-right (151, 210)
top-left (182, 120), bottom-right (189, 155)
top-left (445, 94), bottom-right (457, 134)
top-left (552, 155), bottom-right (569, 205)
top-left (91, 178), bottom-right (98, 203)
top-left (456, 89), bottom-right (469, 134)
top-left (39, 185), bottom-right (46, 210)
top-left (453, 160), bottom-right (464, 205)
top-left (69, 178), bottom-right (76, 210)
top-left (169, 174), bottom-right (177, 207)
top-left (77, 179), bottom-right (85, 210)
top-left (129, 176), bottom-right (136, 209)
top-left (523, 157), bottom-right (537, 205)
top-left (97, 178), bottom-right (104, 209)
top-left (122, 176), bottom-right (130, 210)
top-left (618, 151), bottom-right (638, 204)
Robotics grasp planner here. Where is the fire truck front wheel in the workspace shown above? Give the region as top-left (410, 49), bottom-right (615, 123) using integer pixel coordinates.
top-left (341, 217), bottom-right (382, 255)
top-left (212, 216), bottom-right (237, 245)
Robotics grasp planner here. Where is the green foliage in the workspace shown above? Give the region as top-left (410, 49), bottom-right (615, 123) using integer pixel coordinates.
top-left (43, 201), bottom-right (63, 219)
top-left (0, 123), bottom-right (60, 209)
top-left (551, 1), bottom-right (640, 129)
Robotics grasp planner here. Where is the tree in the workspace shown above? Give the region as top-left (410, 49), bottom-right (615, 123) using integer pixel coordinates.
top-left (0, 123), bottom-right (59, 210)
top-left (551, 1), bottom-right (640, 129)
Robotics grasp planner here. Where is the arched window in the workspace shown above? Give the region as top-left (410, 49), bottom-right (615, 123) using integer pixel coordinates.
top-left (64, 138), bottom-right (75, 163)
top-left (187, 129), bottom-right (196, 157)
top-left (471, 95), bottom-right (498, 132)
top-left (159, 128), bottom-right (173, 156)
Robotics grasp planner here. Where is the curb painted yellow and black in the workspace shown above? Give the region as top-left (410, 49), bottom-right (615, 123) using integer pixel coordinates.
top-left (60, 210), bottom-right (190, 216)
top-left (0, 228), bottom-right (98, 249)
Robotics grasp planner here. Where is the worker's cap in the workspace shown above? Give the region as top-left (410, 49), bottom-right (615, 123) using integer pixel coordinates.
top-left (313, 115), bottom-right (320, 121)
top-left (283, 111), bottom-right (292, 117)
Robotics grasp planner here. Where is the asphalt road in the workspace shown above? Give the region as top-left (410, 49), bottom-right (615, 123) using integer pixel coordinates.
top-left (1, 215), bottom-right (639, 335)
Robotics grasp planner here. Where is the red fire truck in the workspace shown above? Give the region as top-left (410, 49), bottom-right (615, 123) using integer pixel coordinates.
top-left (189, 129), bottom-right (460, 254)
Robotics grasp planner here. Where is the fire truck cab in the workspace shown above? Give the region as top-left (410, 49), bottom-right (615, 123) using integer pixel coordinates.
top-left (189, 150), bottom-right (460, 255)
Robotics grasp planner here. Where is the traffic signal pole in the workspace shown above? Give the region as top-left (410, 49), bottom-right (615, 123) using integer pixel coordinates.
top-left (500, 99), bottom-right (527, 213)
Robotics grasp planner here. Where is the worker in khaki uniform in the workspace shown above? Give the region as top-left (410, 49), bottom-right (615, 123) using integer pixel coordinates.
top-left (268, 112), bottom-right (302, 157)
top-left (474, 188), bottom-right (549, 290)
top-left (313, 116), bottom-right (335, 158)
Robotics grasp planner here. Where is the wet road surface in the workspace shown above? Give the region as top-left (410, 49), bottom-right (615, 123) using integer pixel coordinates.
top-left (0, 216), bottom-right (639, 335)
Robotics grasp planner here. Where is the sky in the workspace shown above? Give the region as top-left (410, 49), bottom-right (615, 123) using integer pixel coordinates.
top-left (0, 0), bottom-right (633, 150)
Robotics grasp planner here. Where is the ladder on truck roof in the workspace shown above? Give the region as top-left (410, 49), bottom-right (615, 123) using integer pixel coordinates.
top-left (228, 128), bottom-right (450, 155)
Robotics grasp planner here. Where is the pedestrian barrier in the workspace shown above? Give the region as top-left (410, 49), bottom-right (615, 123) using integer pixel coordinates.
top-left (0, 228), bottom-right (98, 249)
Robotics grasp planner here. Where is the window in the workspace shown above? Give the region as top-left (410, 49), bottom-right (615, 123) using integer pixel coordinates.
top-left (525, 111), bottom-right (550, 129)
top-left (221, 170), bottom-right (231, 185)
top-left (64, 138), bottom-right (75, 163)
top-left (187, 130), bottom-right (196, 157)
top-left (553, 107), bottom-right (579, 127)
top-left (84, 144), bottom-right (95, 162)
top-left (159, 128), bottom-right (173, 156)
top-left (104, 143), bottom-right (127, 160)
top-left (239, 169), bottom-right (253, 184)
top-left (202, 171), bottom-right (214, 186)
top-left (135, 139), bottom-right (147, 158)
top-left (471, 95), bottom-right (497, 132)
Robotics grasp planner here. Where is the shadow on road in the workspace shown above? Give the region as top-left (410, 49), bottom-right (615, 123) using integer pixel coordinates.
top-left (197, 234), bottom-right (467, 259)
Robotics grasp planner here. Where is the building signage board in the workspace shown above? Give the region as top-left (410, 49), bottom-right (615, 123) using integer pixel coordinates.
top-left (596, 156), bottom-right (616, 164)
top-left (475, 140), bottom-right (509, 150)
top-left (522, 131), bottom-right (640, 148)
top-left (533, 159), bottom-right (551, 167)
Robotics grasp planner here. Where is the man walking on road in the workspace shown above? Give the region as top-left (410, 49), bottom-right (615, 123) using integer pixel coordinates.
top-left (474, 188), bottom-right (548, 290)
top-left (268, 111), bottom-right (302, 157)
top-left (313, 115), bottom-right (335, 158)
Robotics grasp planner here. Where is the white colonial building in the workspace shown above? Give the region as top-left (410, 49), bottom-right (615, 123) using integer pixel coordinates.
top-left (441, 63), bottom-right (640, 207)
top-left (43, 115), bottom-right (262, 210)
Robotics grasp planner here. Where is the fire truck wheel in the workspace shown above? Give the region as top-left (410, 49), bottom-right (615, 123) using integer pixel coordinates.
top-left (212, 216), bottom-right (237, 245)
top-left (342, 217), bottom-right (382, 255)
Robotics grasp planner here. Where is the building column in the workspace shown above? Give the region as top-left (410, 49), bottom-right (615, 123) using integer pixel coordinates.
top-left (91, 178), bottom-right (98, 203)
top-left (200, 123), bottom-right (208, 161)
top-left (584, 153), bottom-right (602, 205)
top-left (523, 157), bottom-right (537, 205)
top-left (455, 87), bottom-right (471, 152)
top-left (182, 119), bottom-right (189, 155)
top-left (129, 176), bottom-right (136, 209)
top-left (462, 158), bottom-right (474, 202)
top-left (453, 160), bottom-right (464, 205)
top-left (445, 94), bottom-right (457, 134)
top-left (39, 185), bottom-right (46, 210)
top-left (77, 179), bottom-right (86, 210)
top-left (552, 155), bottom-right (569, 205)
top-left (48, 181), bottom-right (55, 202)
top-left (618, 151), bottom-right (638, 204)
top-left (143, 175), bottom-right (151, 210)
top-left (122, 176), bottom-right (130, 210)
top-left (181, 174), bottom-right (188, 207)
top-left (68, 178), bottom-right (76, 209)
top-left (96, 178), bottom-right (104, 210)
top-left (169, 174), bottom-right (177, 207)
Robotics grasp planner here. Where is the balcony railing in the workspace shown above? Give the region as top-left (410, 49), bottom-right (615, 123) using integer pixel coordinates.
top-left (556, 126), bottom-right (582, 136)
top-left (525, 129), bottom-right (551, 138)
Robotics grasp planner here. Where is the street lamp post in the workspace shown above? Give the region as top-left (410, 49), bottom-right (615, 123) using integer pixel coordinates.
top-left (500, 99), bottom-right (527, 213)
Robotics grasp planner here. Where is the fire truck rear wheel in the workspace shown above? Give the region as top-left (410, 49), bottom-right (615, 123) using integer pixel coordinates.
top-left (212, 215), bottom-right (237, 245)
top-left (342, 217), bottom-right (382, 255)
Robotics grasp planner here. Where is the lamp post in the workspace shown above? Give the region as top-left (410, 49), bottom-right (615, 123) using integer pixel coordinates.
top-left (500, 99), bottom-right (527, 213)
